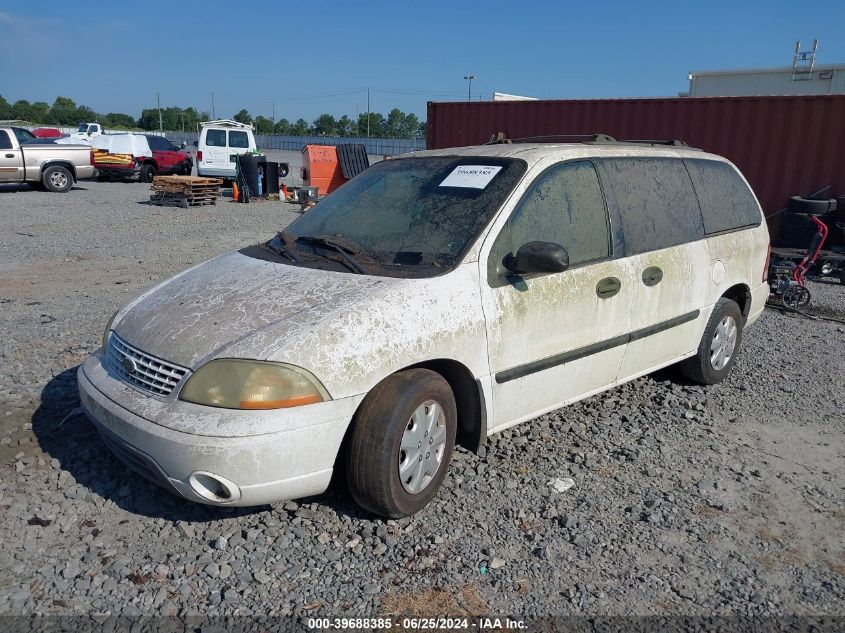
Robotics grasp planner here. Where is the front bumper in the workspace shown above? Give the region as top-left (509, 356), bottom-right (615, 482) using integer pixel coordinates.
top-left (77, 351), bottom-right (357, 506)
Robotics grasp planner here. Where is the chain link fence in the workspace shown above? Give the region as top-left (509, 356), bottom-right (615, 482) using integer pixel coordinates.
top-left (165, 132), bottom-right (425, 155)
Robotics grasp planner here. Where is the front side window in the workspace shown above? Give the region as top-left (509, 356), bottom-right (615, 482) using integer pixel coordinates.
top-left (489, 160), bottom-right (610, 280)
top-left (205, 129), bottom-right (226, 147)
top-left (0, 131), bottom-right (12, 150)
top-left (146, 136), bottom-right (171, 151)
top-left (228, 131), bottom-right (249, 148)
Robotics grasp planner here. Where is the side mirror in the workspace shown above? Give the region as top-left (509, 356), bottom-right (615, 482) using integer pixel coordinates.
top-left (504, 241), bottom-right (570, 274)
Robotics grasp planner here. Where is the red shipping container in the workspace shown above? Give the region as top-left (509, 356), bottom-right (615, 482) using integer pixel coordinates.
top-left (427, 95), bottom-right (845, 244)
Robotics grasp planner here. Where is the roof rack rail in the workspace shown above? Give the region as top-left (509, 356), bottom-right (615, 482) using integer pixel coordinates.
top-left (594, 138), bottom-right (690, 147)
top-left (487, 132), bottom-right (616, 145)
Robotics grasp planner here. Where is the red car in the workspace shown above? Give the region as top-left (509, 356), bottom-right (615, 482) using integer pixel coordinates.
top-left (31, 127), bottom-right (64, 139)
top-left (96, 135), bottom-right (193, 181)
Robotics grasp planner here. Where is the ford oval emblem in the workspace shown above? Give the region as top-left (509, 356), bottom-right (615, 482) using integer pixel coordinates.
top-left (122, 357), bottom-right (137, 375)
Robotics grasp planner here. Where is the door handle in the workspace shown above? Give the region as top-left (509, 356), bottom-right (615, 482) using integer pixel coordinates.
top-left (642, 266), bottom-right (663, 287)
top-left (4, 154), bottom-right (13, 158)
top-left (596, 276), bottom-right (621, 299)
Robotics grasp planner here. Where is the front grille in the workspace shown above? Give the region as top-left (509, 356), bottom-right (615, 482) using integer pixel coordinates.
top-left (106, 333), bottom-right (189, 397)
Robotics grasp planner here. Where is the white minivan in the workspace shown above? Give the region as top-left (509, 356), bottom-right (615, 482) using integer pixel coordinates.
top-left (78, 139), bottom-right (771, 517)
top-left (196, 119), bottom-right (257, 179)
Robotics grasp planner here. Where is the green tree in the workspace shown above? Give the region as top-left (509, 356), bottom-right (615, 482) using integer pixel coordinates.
top-left (233, 109), bottom-right (252, 125)
top-left (101, 112), bottom-right (138, 129)
top-left (0, 95), bottom-right (11, 120)
top-left (253, 115), bottom-right (274, 134)
top-left (12, 100), bottom-right (34, 121)
top-left (336, 115), bottom-right (353, 137)
top-left (290, 119), bottom-right (309, 136)
top-left (50, 96), bottom-right (79, 125)
top-left (30, 102), bottom-right (51, 124)
top-left (273, 118), bottom-right (291, 135)
top-left (312, 113), bottom-right (337, 136)
top-left (385, 108), bottom-right (405, 137)
top-left (357, 112), bottom-right (385, 137)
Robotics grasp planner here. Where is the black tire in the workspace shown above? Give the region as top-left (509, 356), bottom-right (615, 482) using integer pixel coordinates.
top-left (181, 162), bottom-right (192, 176)
top-left (140, 163), bottom-right (156, 183)
top-left (346, 369), bottom-right (457, 518)
top-left (788, 196), bottom-right (837, 215)
top-left (839, 268), bottom-right (845, 286)
top-left (97, 172), bottom-right (111, 182)
top-left (41, 165), bottom-right (73, 193)
top-left (679, 298), bottom-right (744, 385)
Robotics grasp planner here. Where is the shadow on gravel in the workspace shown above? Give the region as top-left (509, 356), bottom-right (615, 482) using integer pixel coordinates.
top-left (31, 366), bottom-right (370, 522)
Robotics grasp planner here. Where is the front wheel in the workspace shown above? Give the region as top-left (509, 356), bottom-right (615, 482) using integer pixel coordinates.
top-left (139, 163), bottom-right (156, 183)
top-left (42, 165), bottom-right (73, 193)
top-left (346, 369), bottom-right (457, 518)
top-left (679, 298), bottom-right (743, 385)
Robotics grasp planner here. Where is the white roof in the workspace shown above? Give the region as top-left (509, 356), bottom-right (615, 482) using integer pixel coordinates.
top-left (92, 133), bottom-right (152, 157)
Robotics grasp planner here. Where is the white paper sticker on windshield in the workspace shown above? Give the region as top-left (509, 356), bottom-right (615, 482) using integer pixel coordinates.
top-left (439, 165), bottom-right (502, 189)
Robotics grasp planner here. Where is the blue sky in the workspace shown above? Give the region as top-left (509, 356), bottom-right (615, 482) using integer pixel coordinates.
top-left (2, 0), bottom-right (844, 122)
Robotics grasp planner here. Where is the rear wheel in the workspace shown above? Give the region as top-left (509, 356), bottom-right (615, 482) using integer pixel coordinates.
top-left (346, 369), bottom-right (456, 518)
top-left (679, 298), bottom-right (743, 385)
top-left (42, 165), bottom-right (73, 193)
top-left (140, 163), bottom-right (156, 182)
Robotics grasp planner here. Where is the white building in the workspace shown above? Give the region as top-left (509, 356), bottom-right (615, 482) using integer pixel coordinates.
top-left (688, 64), bottom-right (845, 97)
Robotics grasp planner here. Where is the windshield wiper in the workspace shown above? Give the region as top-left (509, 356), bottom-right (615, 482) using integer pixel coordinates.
top-left (295, 235), bottom-right (368, 274)
top-left (266, 232), bottom-right (297, 262)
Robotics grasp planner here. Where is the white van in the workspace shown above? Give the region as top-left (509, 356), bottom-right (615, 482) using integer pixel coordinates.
top-left (79, 139), bottom-right (770, 517)
top-left (196, 119), bottom-right (257, 178)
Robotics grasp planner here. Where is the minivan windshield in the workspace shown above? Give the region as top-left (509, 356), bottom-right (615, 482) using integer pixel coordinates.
top-left (253, 156), bottom-right (526, 278)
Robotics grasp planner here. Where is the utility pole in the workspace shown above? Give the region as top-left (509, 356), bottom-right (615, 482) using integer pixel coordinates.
top-left (211, 92), bottom-right (215, 119)
top-left (464, 75), bottom-right (475, 102)
top-left (272, 101), bottom-right (276, 128)
top-left (157, 93), bottom-right (163, 133)
top-left (366, 88), bottom-right (371, 138)
top-left (180, 111), bottom-right (184, 133)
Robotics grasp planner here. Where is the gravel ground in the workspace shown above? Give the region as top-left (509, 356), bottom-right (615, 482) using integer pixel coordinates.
top-left (0, 181), bottom-right (844, 621)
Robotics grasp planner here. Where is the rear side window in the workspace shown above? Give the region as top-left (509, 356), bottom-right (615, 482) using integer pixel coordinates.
top-left (229, 131), bottom-right (249, 148)
top-left (600, 157), bottom-right (704, 255)
top-left (0, 131), bottom-right (11, 150)
top-left (684, 159), bottom-right (762, 234)
top-left (205, 129), bottom-right (226, 147)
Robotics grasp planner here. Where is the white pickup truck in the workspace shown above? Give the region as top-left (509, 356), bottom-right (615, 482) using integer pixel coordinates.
top-left (0, 126), bottom-right (95, 192)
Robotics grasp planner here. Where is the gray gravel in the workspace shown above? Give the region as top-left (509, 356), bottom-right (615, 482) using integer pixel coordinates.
top-left (1, 181), bottom-right (844, 619)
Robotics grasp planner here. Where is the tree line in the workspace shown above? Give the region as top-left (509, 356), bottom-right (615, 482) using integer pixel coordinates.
top-left (0, 95), bottom-right (425, 138)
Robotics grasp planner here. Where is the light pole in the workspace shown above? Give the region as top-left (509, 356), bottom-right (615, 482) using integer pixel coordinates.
top-left (464, 75), bottom-right (475, 102)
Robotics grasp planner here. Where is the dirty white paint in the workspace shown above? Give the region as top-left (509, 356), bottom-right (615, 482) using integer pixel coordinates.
top-left (80, 141), bottom-right (771, 507)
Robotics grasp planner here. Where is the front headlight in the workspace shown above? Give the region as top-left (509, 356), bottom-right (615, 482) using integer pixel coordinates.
top-left (102, 309), bottom-right (120, 349)
top-left (179, 359), bottom-right (330, 410)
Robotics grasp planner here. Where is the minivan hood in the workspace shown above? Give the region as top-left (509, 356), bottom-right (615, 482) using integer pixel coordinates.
top-left (112, 251), bottom-right (396, 368)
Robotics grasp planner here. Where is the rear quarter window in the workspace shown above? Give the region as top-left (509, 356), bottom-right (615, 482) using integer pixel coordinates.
top-left (205, 129), bottom-right (226, 147)
top-left (684, 159), bottom-right (762, 234)
top-left (229, 131), bottom-right (249, 148)
top-left (599, 157), bottom-right (704, 255)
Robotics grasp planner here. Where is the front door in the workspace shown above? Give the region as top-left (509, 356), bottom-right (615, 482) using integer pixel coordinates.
top-left (480, 160), bottom-right (634, 432)
top-left (0, 131), bottom-right (22, 182)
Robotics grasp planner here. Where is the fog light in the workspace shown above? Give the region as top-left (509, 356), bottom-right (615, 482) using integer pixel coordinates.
top-left (188, 471), bottom-right (241, 503)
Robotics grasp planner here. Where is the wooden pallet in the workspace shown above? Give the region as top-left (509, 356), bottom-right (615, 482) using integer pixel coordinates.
top-left (149, 175), bottom-right (222, 207)
top-left (149, 191), bottom-right (218, 208)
